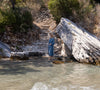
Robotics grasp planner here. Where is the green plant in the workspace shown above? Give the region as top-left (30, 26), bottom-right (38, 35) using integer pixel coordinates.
top-left (48, 0), bottom-right (97, 33)
top-left (22, 10), bottom-right (33, 28)
top-left (48, 0), bottom-right (80, 23)
top-left (0, 8), bottom-right (33, 33)
top-left (0, 9), bottom-right (16, 33)
top-left (0, 11), bottom-right (5, 33)
top-left (48, 0), bottom-right (95, 22)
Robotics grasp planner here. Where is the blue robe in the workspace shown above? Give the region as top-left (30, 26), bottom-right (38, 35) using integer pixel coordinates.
top-left (48, 38), bottom-right (55, 56)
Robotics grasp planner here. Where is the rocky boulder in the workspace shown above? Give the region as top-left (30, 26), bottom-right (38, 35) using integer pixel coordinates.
top-left (0, 41), bottom-right (11, 58)
top-left (56, 18), bottom-right (100, 64)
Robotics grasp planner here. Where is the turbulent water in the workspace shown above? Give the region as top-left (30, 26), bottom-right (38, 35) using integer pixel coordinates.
top-left (0, 57), bottom-right (100, 90)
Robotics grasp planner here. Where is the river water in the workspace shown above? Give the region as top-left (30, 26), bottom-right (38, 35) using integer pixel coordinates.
top-left (0, 57), bottom-right (100, 90)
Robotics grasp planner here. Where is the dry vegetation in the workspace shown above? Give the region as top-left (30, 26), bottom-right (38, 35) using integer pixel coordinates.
top-left (95, 4), bottom-right (100, 36)
top-left (77, 0), bottom-right (100, 36)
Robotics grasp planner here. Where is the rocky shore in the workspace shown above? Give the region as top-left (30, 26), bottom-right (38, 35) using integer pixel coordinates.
top-left (0, 18), bottom-right (100, 65)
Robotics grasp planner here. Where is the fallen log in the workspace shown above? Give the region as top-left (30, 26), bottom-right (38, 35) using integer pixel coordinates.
top-left (56, 18), bottom-right (100, 64)
top-left (11, 51), bottom-right (45, 60)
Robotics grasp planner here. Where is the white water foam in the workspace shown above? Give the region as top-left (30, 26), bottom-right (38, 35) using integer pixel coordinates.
top-left (31, 82), bottom-right (94, 90)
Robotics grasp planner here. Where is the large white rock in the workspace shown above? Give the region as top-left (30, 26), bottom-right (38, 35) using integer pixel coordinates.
top-left (56, 18), bottom-right (100, 64)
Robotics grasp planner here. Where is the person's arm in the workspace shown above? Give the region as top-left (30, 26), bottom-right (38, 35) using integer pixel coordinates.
top-left (51, 38), bottom-right (55, 45)
top-left (49, 39), bottom-right (52, 45)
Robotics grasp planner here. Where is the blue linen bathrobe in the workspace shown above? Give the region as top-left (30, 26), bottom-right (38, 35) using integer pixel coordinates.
top-left (48, 38), bottom-right (55, 56)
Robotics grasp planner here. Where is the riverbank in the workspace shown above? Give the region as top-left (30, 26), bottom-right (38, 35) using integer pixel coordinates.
top-left (0, 56), bottom-right (74, 64)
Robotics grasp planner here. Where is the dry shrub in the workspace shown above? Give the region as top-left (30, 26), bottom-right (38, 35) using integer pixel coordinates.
top-left (94, 4), bottom-right (100, 36)
top-left (75, 0), bottom-right (98, 34)
top-left (25, 0), bottom-right (49, 17)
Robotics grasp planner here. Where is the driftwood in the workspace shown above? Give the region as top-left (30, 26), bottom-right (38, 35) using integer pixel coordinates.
top-left (11, 52), bottom-right (29, 60)
top-left (56, 18), bottom-right (100, 64)
top-left (11, 52), bottom-right (45, 60)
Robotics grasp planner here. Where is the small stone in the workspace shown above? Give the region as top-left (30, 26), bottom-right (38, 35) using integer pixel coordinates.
top-left (53, 60), bottom-right (65, 64)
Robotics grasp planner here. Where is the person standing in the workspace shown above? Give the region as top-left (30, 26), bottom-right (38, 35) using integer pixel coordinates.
top-left (48, 33), bottom-right (55, 61)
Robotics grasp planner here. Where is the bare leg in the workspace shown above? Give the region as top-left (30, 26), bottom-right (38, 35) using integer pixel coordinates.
top-left (49, 56), bottom-right (54, 61)
top-left (48, 56), bottom-right (52, 61)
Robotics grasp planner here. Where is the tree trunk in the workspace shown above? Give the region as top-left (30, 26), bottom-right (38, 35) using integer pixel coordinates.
top-left (56, 18), bottom-right (100, 64)
top-left (10, 0), bottom-right (16, 10)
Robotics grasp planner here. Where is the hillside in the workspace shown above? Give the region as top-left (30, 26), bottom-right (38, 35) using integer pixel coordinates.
top-left (0, 0), bottom-right (55, 51)
top-left (0, 0), bottom-right (100, 51)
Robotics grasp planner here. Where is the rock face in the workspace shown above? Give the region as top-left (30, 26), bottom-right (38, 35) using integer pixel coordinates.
top-left (0, 41), bottom-right (11, 58)
top-left (56, 18), bottom-right (100, 64)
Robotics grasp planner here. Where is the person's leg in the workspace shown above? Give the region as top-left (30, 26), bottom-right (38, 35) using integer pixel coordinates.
top-left (48, 56), bottom-right (51, 61)
top-left (48, 46), bottom-right (54, 61)
top-left (50, 56), bottom-right (54, 61)
top-left (48, 56), bottom-right (53, 61)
